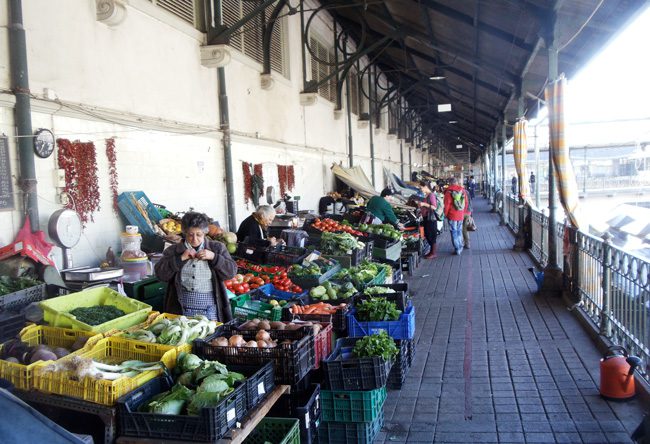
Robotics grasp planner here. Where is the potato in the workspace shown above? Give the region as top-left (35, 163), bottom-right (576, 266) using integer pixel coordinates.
top-left (250, 319), bottom-right (261, 326)
top-left (245, 340), bottom-right (258, 348)
top-left (239, 321), bottom-right (255, 330)
top-left (257, 320), bottom-right (271, 331)
top-left (269, 321), bottom-right (286, 330)
top-left (210, 337), bottom-right (229, 347)
top-left (229, 335), bottom-right (245, 347)
top-left (256, 330), bottom-right (271, 342)
top-left (257, 340), bottom-right (269, 348)
top-left (284, 323), bottom-right (302, 331)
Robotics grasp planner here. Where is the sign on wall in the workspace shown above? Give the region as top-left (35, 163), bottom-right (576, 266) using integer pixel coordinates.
top-left (0, 135), bottom-right (15, 211)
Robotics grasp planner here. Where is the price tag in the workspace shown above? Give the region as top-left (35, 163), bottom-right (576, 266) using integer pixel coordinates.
top-left (304, 412), bottom-right (310, 428)
top-left (257, 382), bottom-right (266, 395)
top-left (246, 249), bottom-right (254, 255)
top-left (227, 408), bottom-right (236, 422)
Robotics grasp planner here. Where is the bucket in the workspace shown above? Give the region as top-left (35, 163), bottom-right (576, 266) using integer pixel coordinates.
top-left (121, 259), bottom-right (153, 282)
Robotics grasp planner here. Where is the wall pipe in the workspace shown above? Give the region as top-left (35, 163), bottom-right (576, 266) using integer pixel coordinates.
top-left (368, 66), bottom-right (376, 185)
top-left (8, 0), bottom-right (39, 229)
top-left (212, 0), bottom-right (236, 231)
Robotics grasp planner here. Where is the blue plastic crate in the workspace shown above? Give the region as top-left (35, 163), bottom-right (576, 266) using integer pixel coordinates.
top-left (251, 284), bottom-right (308, 301)
top-left (346, 304), bottom-right (415, 340)
top-left (117, 191), bottom-right (163, 236)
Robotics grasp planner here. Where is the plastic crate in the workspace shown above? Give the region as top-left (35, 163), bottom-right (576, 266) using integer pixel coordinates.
top-left (372, 241), bottom-right (402, 262)
top-left (243, 417), bottom-right (300, 444)
top-left (40, 287), bottom-right (152, 333)
top-left (0, 311), bottom-right (25, 343)
top-left (347, 304), bottom-right (415, 340)
top-left (318, 410), bottom-right (383, 444)
top-left (288, 261), bottom-right (342, 289)
top-left (282, 304), bottom-right (349, 332)
top-left (266, 246), bottom-right (309, 266)
top-left (323, 338), bottom-right (393, 391)
top-left (387, 339), bottom-right (413, 390)
top-left (248, 283), bottom-right (308, 302)
top-left (239, 361), bottom-right (276, 410)
top-left (0, 283), bottom-right (46, 312)
top-left (235, 243), bottom-right (269, 264)
top-left (321, 387), bottom-right (386, 422)
top-left (365, 232), bottom-right (397, 249)
top-left (117, 191), bottom-right (163, 236)
top-left (335, 267), bottom-right (387, 290)
top-left (392, 267), bottom-right (404, 283)
top-left (313, 322), bottom-right (333, 370)
top-left (33, 336), bottom-right (177, 405)
top-left (0, 325), bottom-right (101, 391)
top-left (117, 373), bottom-right (247, 442)
top-left (194, 324), bottom-right (315, 385)
top-left (268, 384), bottom-right (321, 443)
top-left (357, 283), bottom-right (410, 311)
top-left (231, 293), bottom-right (283, 321)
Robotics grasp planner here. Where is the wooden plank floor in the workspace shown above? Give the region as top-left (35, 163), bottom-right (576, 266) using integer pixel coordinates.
top-left (380, 198), bottom-right (646, 444)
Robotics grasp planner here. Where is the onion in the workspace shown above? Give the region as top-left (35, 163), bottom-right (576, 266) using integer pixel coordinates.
top-left (229, 335), bottom-right (245, 347)
top-left (257, 320), bottom-right (271, 331)
top-left (270, 322), bottom-right (286, 330)
top-left (257, 340), bottom-right (268, 348)
top-left (245, 340), bottom-right (258, 348)
top-left (255, 330), bottom-right (271, 342)
top-left (210, 337), bottom-right (229, 347)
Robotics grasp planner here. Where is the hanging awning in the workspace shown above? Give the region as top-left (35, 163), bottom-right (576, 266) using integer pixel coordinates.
top-left (383, 167), bottom-right (420, 198)
top-left (331, 164), bottom-right (378, 199)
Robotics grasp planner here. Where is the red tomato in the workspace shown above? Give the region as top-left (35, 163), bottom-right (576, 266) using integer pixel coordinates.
top-left (233, 284), bottom-right (244, 294)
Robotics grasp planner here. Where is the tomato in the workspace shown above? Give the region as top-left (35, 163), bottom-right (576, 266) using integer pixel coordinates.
top-left (233, 284), bottom-right (244, 294)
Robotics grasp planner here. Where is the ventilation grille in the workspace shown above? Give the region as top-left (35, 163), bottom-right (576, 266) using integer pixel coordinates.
top-left (154, 0), bottom-right (195, 24)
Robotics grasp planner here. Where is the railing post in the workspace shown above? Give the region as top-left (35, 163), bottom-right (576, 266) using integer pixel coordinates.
top-left (601, 232), bottom-right (612, 337)
top-left (570, 227), bottom-right (581, 304)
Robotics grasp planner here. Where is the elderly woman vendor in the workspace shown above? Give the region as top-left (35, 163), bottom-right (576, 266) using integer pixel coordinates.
top-left (236, 205), bottom-right (282, 246)
top-left (155, 212), bottom-right (237, 321)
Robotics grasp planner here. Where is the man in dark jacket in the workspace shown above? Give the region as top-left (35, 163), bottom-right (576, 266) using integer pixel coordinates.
top-left (155, 212), bottom-right (237, 321)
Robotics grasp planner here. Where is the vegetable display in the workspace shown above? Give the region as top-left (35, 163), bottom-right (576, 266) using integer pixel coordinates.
top-left (364, 286), bottom-right (396, 295)
top-left (289, 259), bottom-right (336, 278)
top-left (124, 315), bottom-right (218, 345)
top-left (320, 232), bottom-right (365, 256)
top-left (355, 298), bottom-right (402, 321)
top-left (309, 218), bottom-right (364, 236)
top-left (236, 319), bottom-right (323, 335)
top-left (0, 275), bottom-right (42, 297)
top-left (309, 281), bottom-right (357, 301)
top-left (140, 353), bottom-right (245, 416)
top-left (69, 305), bottom-right (126, 326)
top-left (0, 337), bottom-right (90, 364)
top-left (352, 332), bottom-right (399, 360)
top-left (357, 223), bottom-right (402, 241)
top-left (42, 356), bottom-right (162, 381)
top-left (225, 272), bottom-right (302, 295)
top-left (235, 260), bottom-right (285, 275)
top-left (333, 261), bottom-right (383, 287)
top-left (290, 302), bottom-right (346, 315)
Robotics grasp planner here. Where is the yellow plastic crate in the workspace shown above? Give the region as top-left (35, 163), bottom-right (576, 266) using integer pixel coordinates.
top-left (116, 313), bottom-right (222, 354)
top-left (33, 336), bottom-right (177, 405)
top-left (0, 325), bottom-right (101, 391)
top-left (40, 287), bottom-right (152, 333)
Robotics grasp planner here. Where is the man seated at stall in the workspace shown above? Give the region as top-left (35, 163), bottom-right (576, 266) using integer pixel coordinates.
top-left (236, 205), bottom-right (282, 246)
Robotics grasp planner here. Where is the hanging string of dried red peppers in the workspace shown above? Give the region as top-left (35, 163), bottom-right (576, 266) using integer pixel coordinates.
top-left (56, 139), bottom-right (100, 226)
top-left (105, 138), bottom-right (118, 213)
top-left (277, 165), bottom-right (288, 197)
top-left (287, 165), bottom-right (295, 192)
top-left (242, 162), bottom-right (252, 206)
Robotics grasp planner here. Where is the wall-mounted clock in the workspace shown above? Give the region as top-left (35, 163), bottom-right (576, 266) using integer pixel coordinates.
top-left (34, 128), bottom-right (55, 158)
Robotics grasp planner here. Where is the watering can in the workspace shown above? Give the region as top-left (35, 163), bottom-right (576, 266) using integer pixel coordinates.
top-left (600, 345), bottom-right (642, 400)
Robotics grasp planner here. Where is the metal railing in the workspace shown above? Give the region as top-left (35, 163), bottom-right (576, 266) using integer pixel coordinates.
top-left (501, 202), bottom-right (650, 373)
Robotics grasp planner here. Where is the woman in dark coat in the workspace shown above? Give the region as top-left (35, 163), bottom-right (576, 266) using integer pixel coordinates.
top-left (155, 212), bottom-right (237, 322)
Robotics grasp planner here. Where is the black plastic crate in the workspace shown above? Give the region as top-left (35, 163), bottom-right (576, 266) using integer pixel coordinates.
top-left (235, 243), bottom-right (269, 264)
top-left (0, 311), bottom-right (26, 342)
top-left (367, 233), bottom-right (398, 249)
top-left (117, 373), bottom-right (247, 443)
top-left (268, 383), bottom-right (321, 444)
top-left (288, 260), bottom-right (342, 289)
top-left (392, 267), bottom-right (404, 283)
top-left (355, 283), bottom-right (410, 311)
top-left (266, 245), bottom-right (309, 266)
top-left (387, 339), bottom-right (413, 390)
top-left (238, 362), bottom-right (276, 410)
top-left (194, 324), bottom-right (315, 385)
top-left (318, 410), bottom-right (383, 444)
top-left (282, 304), bottom-right (349, 332)
top-left (323, 338), bottom-right (393, 391)
top-left (0, 284), bottom-right (46, 312)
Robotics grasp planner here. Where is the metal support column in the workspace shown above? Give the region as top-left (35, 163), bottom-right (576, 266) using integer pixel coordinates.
top-left (541, 9), bottom-right (563, 296)
top-left (9, 0), bottom-right (39, 229)
top-left (368, 66), bottom-right (376, 185)
top-left (499, 120), bottom-right (507, 225)
top-left (345, 76), bottom-right (354, 167)
top-left (400, 141), bottom-right (405, 180)
top-left (514, 82), bottom-right (526, 250)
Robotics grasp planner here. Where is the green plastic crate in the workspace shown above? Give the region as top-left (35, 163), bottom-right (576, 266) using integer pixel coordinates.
top-left (321, 387), bottom-right (387, 423)
top-left (243, 417), bottom-right (300, 444)
top-left (231, 293), bottom-right (283, 321)
top-left (40, 287), bottom-right (152, 333)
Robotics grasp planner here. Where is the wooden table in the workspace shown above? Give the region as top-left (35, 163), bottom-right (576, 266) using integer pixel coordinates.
top-left (116, 384), bottom-right (290, 444)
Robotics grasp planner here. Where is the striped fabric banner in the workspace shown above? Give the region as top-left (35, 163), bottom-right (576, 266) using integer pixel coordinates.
top-left (545, 76), bottom-right (582, 228)
top-left (513, 119), bottom-right (530, 201)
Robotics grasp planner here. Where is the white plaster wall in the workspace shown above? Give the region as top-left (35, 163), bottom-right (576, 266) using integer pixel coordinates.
top-left (0, 0), bottom-right (420, 269)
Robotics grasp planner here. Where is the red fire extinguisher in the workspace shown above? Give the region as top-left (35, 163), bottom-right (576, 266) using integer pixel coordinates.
top-left (600, 345), bottom-right (642, 400)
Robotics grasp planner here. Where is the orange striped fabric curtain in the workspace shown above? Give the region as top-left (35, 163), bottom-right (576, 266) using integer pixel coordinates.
top-left (545, 75), bottom-right (582, 228)
top-left (513, 119), bottom-right (529, 201)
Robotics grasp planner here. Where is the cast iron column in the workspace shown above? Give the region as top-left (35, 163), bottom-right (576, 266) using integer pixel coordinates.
top-left (514, 83), bottom-right (527, 250)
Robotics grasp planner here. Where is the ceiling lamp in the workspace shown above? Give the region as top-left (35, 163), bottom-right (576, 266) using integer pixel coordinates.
top-left (455, 144), bottom-right (462, 149)
top-left (449, 120), bottom-right (458, 124)
top-left (437, 104), bottom-right (452, 112)
top-left (430, 75), bottom-right (445, 80)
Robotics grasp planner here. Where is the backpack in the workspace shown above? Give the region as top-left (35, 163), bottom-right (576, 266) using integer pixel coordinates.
top-left (451, 190), bottom-right (466, 211)
top-left (434, 193), bottom-right (444, 220)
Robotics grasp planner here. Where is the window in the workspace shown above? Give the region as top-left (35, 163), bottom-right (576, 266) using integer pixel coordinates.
top-left (222, 0), bottom-right (288, 77)
top-left (388, 104), bottom-right (398, 134)
top-left (309, 36), bottom-right (337, 103)
top-left (150, 0), bottom-right (196, 25)
top-left (349, 70), bottom-right (359, 115)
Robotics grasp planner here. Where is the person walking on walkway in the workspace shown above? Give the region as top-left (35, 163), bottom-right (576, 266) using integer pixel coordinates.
top-left (511, 175), bottom-right (517, 196)
top-left (444, 177), bottom-right (470, 255)
top-left (529, 172), bottom-right (536, 194)
top-left (417, 180), bottom-right (443, 259)
top-left (468, 175), bottom-right (476, 199)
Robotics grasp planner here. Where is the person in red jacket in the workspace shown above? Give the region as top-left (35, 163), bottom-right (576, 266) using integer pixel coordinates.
top-left (444, 177), bottom-right (470, 255)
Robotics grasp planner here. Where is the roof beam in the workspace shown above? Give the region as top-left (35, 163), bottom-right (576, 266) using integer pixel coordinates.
top-left (420, 0), bottom-right (535, 53)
